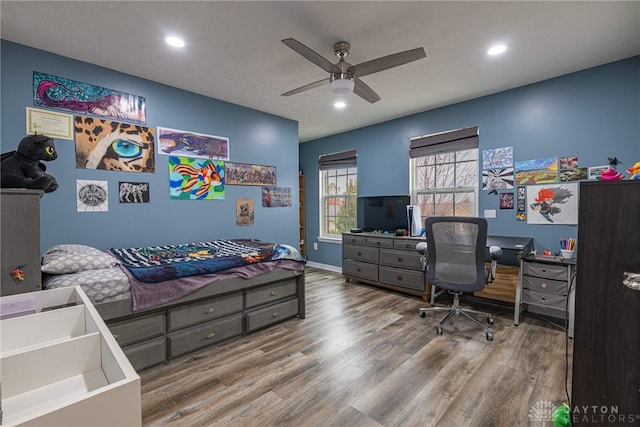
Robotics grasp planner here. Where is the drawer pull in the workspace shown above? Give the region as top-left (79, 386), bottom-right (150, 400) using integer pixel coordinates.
top-left (541, 282), bottom-right (547, 289)
top-left (397, 276), bottom-right (403, 281)
top-left (273, 312), bottom-right (280, 318)
top-left (205, 308), bottom-right (215, 314)
top-left (397, 257), bottom-right (404, 263)
top-left (206, 332), bottom-right (215, 339)
top-left (270, 290), bottom-right (278, 296)
top-left (112, 334), bottom-right (120, 341)
top-left (376, 242), bottom-right (381, 246)
top-left (356, 268), bottom-right (361, 272)
top-left (357, 251), bottom-right (362, 256)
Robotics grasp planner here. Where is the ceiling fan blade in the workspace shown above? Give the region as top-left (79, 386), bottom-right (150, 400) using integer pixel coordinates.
top-left (348, 47), bottom-right (426, 78)
top-left (281, 78), bottom-right (329, 97)
top-left (282, 38), bottom-right (341, 74)
top-left (353, 77), bottom-right (381, 104)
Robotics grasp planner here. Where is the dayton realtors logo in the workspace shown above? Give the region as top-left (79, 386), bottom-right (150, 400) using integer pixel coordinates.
top-left (572, 405), bottom-right (639, 424)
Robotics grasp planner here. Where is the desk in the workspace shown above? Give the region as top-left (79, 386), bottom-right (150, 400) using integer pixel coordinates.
top-left (514, 255), bottom-right (576, 337)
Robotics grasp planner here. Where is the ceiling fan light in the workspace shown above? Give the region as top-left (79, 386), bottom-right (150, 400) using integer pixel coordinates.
top-left (330, 77), bottom-right (355, 95)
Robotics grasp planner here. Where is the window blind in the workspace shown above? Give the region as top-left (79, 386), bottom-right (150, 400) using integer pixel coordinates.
top-left (409, 126), bottom-right (479, 158)
top-left (318, 149), bottom-right (357, 170)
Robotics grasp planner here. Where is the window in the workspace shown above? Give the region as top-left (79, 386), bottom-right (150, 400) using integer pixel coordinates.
top-left (409, 127), bottom-right (479, 225)
top-left (318, 150), bottom-right (357, 239)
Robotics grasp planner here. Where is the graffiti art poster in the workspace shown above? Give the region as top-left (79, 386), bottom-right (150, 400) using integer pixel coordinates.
top-left (482, 168), bottom-right (514, 191)
top-left (157, 127), bottom-right (230, 161)
top-left (225, 162), bottom-right (277, 186)
top-left (482, 146), bottom-right (513, 170)
top-left (169, 156), bottom-right (225, 200)
top-left (119, 182), bottom-right (150, 203)
top-left (236, 198), bottom-right (254, 226)
top-left (77, 180), bottom-right (108, 212)
top-left (34, 72), bottom-right (146, 124)
top-left (526, 183), bottom-right (578, 225)
top-left (262, 187), bottom-right (292, 207)
top-left (74, 116), bottom-right (155, 172)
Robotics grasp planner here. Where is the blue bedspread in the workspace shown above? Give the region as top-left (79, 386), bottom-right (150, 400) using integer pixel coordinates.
top-left (109, 239), bottom-right (305, 283)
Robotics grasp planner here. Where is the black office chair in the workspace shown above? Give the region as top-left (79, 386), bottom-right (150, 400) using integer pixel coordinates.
top-left (416, 216), bottom-right (502, 341)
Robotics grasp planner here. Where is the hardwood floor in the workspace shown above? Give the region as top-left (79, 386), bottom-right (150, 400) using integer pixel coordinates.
top-left (141, 267), bottom-right (573, 426)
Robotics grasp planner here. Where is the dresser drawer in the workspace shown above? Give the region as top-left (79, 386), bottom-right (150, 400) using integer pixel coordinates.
top-left (393, 239), bottom-right (422, 251)
top-left (168, 313), bottom-right (243, 358)
top-left (245, 279), bottom-right (297, 308)
top-left (522, 275), bottom-right (568, 295)
top-left (246, 298), bottom-right (298, 333)
top-left (109, 312), bottom-right (164, 347)
top-left (379, 266), bottom-right (426, 291)
top-left (168, 292), bottom-right (243, 331)
top-left (380, 249), bottom-right (423, 270)
top-left (521, 289), bottom-right (568, 310)
top-left (522, 262), bottom-right (568, 281)
top-left (366, 237), bottom-right (393, 249)
top-left (343, 244), bottom-right (379, 263)
top-left (342, 259), bottom-right (378, 282)
top-left (343, 234), bottom-right (366, 246)
top-left (122, 336), bottom-right (166, 372)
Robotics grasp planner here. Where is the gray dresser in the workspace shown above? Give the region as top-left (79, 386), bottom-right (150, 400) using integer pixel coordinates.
top-left (1, 189), bottom-right (43, 296)
top-left (342, 232), bottom-right (427, 300)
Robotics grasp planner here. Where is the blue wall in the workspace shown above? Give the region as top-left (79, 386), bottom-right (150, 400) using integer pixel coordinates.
top-left (1, 40), bottom-right (300, 252)
top-left (300, 56), bottom-right (640, 268)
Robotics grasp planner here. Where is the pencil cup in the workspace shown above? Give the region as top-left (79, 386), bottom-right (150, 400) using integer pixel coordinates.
top-left (560, 249), bottom-right (574, 259)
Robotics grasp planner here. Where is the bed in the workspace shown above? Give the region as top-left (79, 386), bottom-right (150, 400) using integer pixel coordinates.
top-left (41, 240), bottom-right (306, 371)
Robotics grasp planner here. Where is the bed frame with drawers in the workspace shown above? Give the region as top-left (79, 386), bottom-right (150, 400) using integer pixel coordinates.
top-left (94, 268), bottom-right (305, 371)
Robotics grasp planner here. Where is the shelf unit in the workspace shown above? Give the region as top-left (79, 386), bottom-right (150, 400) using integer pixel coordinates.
top-left (299, 173), bottom-right (306, 258)
top-left (0, 286), bottom-right (141, 426)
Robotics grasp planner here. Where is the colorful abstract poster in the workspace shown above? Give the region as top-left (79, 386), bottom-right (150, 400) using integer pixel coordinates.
top-left (169, 156), bottom-right (225, 200)
top-left (482, 146), bottom-right (513, 169)
top-left (482, 168), bottom-right (514, 190)
top-left (118, 181), bottom-right (150, 203)
top-left (515, 157), bottom-right (558, 185)
top-left (262, 187), bottom-right (292, 207)
top-left (516, 186), bottom-right (527, 221)
top-left (526, 183), bottom-right (578, 225)
top-left (236, 198), bottom-right (254, 226)
top-left (74, 116), bottom-right (155, 172)
top-left (157, 127), bottom-right (230, 161)
top-left (76, 180), bottom-right (108, 212)
top-left (34, 72), bottom-right (146, 124)
top-left (225, 162), bottom-right (277, 186)
top-left (499, 192), bottom-right (514, 209)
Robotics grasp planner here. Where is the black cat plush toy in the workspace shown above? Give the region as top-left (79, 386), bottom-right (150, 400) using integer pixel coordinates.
top-left (1, 134), bottom-right (59, 193)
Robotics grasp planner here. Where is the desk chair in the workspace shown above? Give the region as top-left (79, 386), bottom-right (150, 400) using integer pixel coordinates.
top-left (416, 216), bottom-right (502, 341)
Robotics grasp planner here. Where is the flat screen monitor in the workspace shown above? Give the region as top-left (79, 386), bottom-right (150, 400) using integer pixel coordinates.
top-left (357, 195), bottom-right (410, 233)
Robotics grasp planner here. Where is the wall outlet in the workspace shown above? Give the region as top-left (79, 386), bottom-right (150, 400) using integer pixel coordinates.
top-left (483, 209), bottom-right (497, 218)
top-left (313, 242), bottom-right (318, 250)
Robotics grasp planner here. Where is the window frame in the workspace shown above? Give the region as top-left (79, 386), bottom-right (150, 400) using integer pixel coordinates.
top-left (318, 166), bottom-right (358, 241)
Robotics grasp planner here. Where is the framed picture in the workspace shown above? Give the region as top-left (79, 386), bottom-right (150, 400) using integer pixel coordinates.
top-left (225, 162), bottom-right (276, 186)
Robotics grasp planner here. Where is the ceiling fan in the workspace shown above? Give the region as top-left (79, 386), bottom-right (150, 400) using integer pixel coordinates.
top-left (281, 38), bottom-right (426, 104)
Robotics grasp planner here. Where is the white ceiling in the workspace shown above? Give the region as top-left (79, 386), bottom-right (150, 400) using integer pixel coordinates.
top-left (2, 1), bottom-right (639, 142)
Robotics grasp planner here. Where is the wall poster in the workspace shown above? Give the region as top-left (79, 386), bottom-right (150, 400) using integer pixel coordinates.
top-left (225, 162), bottom-right (277, 186)
top-left (34, 71), bottom-right (146, 124)
top-left (526, 183), bottom-right (578, 225)
top-left (74, 116), bottom-right (155, 172)
top-left (119, 181), bottom-right (150, 203)
top-left (515, 157), bottom-right (558, 185)
top-left (262, 187), bottom-right (292, 207)
top-left (169, 156), bottom-right (225, 200)
top-left (76, 179), bottom-right (108, 212)
top-left (157, 127), bottom-right (230, 161)
top-left (236, 198), bottom-right (254, 226)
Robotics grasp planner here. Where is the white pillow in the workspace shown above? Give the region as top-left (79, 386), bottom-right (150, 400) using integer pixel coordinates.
top-left (41, 244), bottom-right (120, 274)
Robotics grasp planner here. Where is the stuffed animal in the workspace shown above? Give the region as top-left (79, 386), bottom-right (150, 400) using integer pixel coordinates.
top-left (627, 161), bottom-right (640, 180)
top-left (1, 134), bottom-right (59, 193)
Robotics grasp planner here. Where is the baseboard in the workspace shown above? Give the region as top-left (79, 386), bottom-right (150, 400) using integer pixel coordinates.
top-left (305, 261), bottom-right (341, 273)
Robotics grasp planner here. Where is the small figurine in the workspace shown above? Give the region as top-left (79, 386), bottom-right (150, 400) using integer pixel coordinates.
top-left (11, 265), bottom-right (26, 281)
top-left (599, 167), bottom-right (624, 181)
top-left (627, 161), bottom-right (640, 180)
top-left (552, 403), bottom-right (571, 427)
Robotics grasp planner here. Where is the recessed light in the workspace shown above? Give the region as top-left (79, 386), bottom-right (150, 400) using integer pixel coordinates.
top-left (487, 44), bottom-right (507, 56)
top-left (334, 101), bottom-right (347, 109)
top-left (165, 36), bottom-right (185, 48)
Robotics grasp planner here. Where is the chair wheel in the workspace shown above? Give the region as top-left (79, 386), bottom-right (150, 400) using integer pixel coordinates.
top-left (487, 316), bottom-right (494, 325)
top-left (420, 311), bottom-right (426, 318)
top-left (436, 325), bottom-right (443, 335)
top-left (486, 331), bottom-right (494, 341)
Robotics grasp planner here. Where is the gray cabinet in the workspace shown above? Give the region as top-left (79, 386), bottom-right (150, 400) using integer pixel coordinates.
top-left (1, 189), bottom-right (43, 296)
top-left (342, 232), bottom-right (427, 300)
top-left (514, 257), bottom-right (575, 337)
